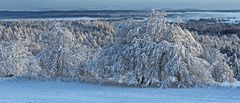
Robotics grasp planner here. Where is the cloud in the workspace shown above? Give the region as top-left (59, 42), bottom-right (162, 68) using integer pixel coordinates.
top-left (0, 0), bottom-right (239, 10)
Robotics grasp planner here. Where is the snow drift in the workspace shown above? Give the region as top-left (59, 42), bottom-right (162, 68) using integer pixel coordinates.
top-left (0, 10), bottom-right (239, 88)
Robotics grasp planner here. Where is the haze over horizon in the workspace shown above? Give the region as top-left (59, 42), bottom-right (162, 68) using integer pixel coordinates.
top-left (0, 0), bottom-right (239, 11)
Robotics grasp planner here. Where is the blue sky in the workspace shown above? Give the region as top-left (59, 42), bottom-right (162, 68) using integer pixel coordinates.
top-left (0, 0), bottom-right (239, 10)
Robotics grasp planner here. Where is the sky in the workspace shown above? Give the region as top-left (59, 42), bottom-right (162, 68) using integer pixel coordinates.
top-left (0, 0), bottom-right (240, 10)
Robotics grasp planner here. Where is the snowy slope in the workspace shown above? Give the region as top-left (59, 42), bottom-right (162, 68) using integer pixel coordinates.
top-left (0, 79), bottom-right (239, 103)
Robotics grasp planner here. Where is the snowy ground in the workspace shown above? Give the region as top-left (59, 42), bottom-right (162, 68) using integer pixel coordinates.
top-left (0, 79), bottom-right (240, 103)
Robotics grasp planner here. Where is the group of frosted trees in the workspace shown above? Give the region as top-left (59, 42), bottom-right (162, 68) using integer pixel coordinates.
top-left (92, 10), bottom-right (236, 87)
top-left (0, 10), bottom-right (239, 88)
top-left (0, 41), bottom-right (40, 78)
top-left (0, 20), bottom-right (114, 81)
top-left (197, 34), bottom-right (240, 81)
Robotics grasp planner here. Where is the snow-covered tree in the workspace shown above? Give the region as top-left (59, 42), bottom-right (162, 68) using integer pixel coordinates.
top-left (0, 10), bottom-right (238, 88)
top-left (90, 10), bottom-right (234, 88)
top-left (0, 41), bottom-right (40, 78)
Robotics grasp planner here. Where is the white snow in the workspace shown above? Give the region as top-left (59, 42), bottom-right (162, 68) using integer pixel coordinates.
top-left (0, 79), bottom-right (239, 103)
top-left (1, 17), bottom-right (102, 21)
top-left (221, 81), bottom-right (240, 87)
top-left (167, 12), bottom-right (240, 23)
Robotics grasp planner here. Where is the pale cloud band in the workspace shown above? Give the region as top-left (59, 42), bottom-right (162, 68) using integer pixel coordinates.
top-left (0, 0), bottom-right (239, 10)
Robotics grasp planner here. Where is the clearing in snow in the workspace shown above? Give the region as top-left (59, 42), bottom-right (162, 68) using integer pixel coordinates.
top-left (0, 79), bottom-right (239, 103)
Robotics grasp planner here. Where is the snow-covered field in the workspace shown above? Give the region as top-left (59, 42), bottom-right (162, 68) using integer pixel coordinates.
top-left (167, 12), bottom-right (240, 23)
top-left (0, 17), bottom-right (102, 21)
top-left (0, 79), bottom-right (239, 103)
